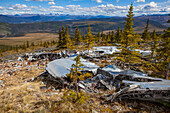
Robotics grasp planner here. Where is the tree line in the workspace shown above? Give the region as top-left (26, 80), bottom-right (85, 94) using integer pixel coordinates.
top-left (0, 3), bottom-right (169, 79)
top-left (56, 3), bottom-right (169, 79)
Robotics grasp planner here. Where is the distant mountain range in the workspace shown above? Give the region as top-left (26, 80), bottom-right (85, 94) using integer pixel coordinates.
top-left (0, 14), bottom-right (111, 24)
top-left (0, 14), bottom-right (169, 38)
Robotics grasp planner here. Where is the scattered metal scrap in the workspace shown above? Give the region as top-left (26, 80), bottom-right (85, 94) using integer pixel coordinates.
top-left (43, 56), bottom-right (170, 103)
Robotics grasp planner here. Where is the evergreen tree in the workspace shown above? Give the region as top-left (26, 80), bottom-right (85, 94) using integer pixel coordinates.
top-left (114, 3), bottom-right (141, 69)
top-left (97, 32), bottom-right (101, 43)
top-left (62, 25), bottom-right (66, 48)
top-left (31, 42), bottom-right (35, 47)
top-left (123, 3), bottom-right (135, 48)
top-left (15, 45), bottom-right (18, 52)
top-left (115, 27), bottom-right (121, 43)
top-left (150, 30), bottom-right (158, 58)
top-left (156, 15), bottom-right (170, 79)
top-left (75, 26), bottom-right (82, 45)
top-left (107, 32), bottom-right (111, 43)
top-left (66, 55), bottom-right (92, 97)
top-left (102, 33), bottom-right (105, 42)
top-left (142, 18), bottom-right (150, 41)
top-left (26, 41), bottom-right (29, 48)
top-left (43, 41), bottom-right (49, 48)
top-left (58, 27), bottom-right (63, 49)
top-left (65, 25), bottom-right (72, 49)
top-left (110, 31), bottom-right (115, 43)
top-left (40, 40), bottom-right (43, 46)
top-left (85, 25), bottom-right (94, 54)
top-left (101, 32), bottom-right (104, 37)
top-left (23, 43), bottom-right (26, 51)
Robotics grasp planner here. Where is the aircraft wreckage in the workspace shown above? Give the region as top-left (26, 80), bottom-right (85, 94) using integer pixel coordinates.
top-left (43, 55), bottom-right (170, 103)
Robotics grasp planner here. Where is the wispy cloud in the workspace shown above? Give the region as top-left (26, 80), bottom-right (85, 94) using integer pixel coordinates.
top-left (48, 2), bottom-right (55, 5)
top-left (25, 0), bottom-right (54, 1)
top-left (0, 6), bottom-right (5, 10)
top-left (95, 0), bottom-right (102, 3)
top-left (136, 0), bottom-right (145, 3)
top-left (2, 1), bottom-right (170, 16)
top-left (8, 4), bottom-right (27, 10)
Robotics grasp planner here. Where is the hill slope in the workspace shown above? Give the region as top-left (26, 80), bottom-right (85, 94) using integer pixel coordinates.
top-left (0, 15), bottom-right (168, 38)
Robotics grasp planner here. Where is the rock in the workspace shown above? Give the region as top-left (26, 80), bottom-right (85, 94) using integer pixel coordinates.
top-left (111, 105), bottom-right (122, 111)
top-left (61, 89), bottom-right (65, 92)
top-left (0, 80), bottom-right (4, 84)
top-left (0, 80), bottom-right (4, 87)
top-left (92, 109), bottom-right (98, 113)
top-left (40, 86), bottom-right (47, 90)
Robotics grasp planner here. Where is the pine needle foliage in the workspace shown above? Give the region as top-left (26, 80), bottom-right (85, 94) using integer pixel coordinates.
top-left (142, 18), bottom-right (150, 41)
top-left (156, 15), bottom-right (170, 79)
top-left (150, 30), bottom-right (158, 58)
top-left (85, 25), bottom-right (94, 54)
top-left (66, 55), bottom-right (92, 95)
top-left (62, 90), bottom-right (87, 105)
top-left (65, 25), bottom-right (72, 49)
top-left (75, 26), bottom-right (83, 46)
top-left (114, 3), bottom-right (142, 69)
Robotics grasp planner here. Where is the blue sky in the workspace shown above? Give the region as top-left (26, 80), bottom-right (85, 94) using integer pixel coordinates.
top-left (0, 0), bottom-right (169, 16)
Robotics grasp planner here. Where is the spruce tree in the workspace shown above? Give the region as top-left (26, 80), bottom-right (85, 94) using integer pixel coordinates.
top-left (97, 32), bottom-right (101, 43)
top-left (75, 26), bottom-right (82, 45)
top-left (23, 43), bottom-right (26, 51)
top-left (142, 18), bottom-right (150, 41)
top-left (66, 55), bottom-right (92, 96)
top-left (58, 27), bottom-right (63, 49)
top-left (107, 32), bottom-right (111, 44)
top-left (62, 25), bottom-right (66, 48)
top-left (114, 3), bottom-right (141, 69)
top-left (123, 3), bottom-right (135, 48)
top-left (26, 41), bottom-right (29, 48)
top-left (85, 25), bottom-right (94, 54)
top-left (150, 30), bottom-right (158, 59)
top-left (31, 42), bottom-right (35, 47)
top-left (110, 31), bottom-right (115, 43)
top-left (65, 25), bottom-right (72, 49)
top-left (156, 15), bottom-right (170, 79)
top-left (15, 45), bottom-right (18, 52)
top-left (115, 27), bottom-right (121, 43)
top-left (40, 40), bottom-right (43, 47)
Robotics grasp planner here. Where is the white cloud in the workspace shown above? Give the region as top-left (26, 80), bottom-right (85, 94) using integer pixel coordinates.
top-left (50, 6), bottom-right (64, 9)
top-left (133, 1), bottom-right (170, 15)
top-left (138, 2), bottom-right (158, 10)
top-left (66, 5), bottom-right (80, 8)
top-left (95, 0), bottom-right (102, 3)
top-left (2, 1), bottom-right (170, 16)
top-left (136, 0), bottom-right (145, 3)
top-left (117, 0), bottom-right (119, 3)
top-left (30, 6), bottom-right (38, 9)
top-left (8, 4), bottom-right (27, 10)
top-left (0, 6), bottom-right (5, 10)
top-left (25, 0), bottom-right (44, 1)
top-left (25, 0), bottom-right (54, 1)
top-left (39, 8), bottom-right (49, 12)
top-left (48, 2), bottom-right (55, 5)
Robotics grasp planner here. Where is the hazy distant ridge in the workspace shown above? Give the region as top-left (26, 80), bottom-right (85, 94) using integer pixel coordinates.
top-left (0, 14), bottom-right (168, 38)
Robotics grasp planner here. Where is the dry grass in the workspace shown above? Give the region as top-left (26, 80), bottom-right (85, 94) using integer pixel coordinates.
top-left (0, 61), bottom-right (64, 112)
top-left (134, 25), bottom-right (165, 33)
top-left (0, 33), bottom-right (58, 46)
top-left (72, 21), bottom-right (117, 26)
top-left (0, 60), bottom-right (169, 112)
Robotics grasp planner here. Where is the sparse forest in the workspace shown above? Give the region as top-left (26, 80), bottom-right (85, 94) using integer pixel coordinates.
top-left (0, 3), bottom-right (169, 113)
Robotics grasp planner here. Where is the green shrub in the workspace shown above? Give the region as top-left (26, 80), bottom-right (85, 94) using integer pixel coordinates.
top-left (62, 90), bottom-right (87, 105)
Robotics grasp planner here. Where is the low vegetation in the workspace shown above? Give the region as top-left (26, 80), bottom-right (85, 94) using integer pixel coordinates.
top-left (0, 3), bottom-right (169, 112)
